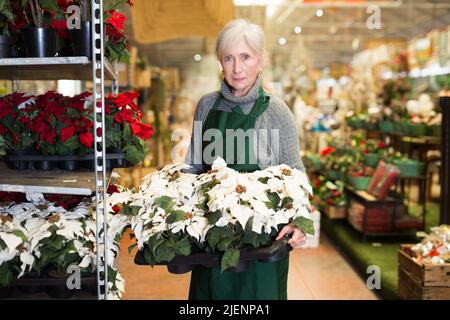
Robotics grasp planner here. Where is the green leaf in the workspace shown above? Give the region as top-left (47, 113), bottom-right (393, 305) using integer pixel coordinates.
top-left (11, 230), bottom-right (27, 243)
top-left (143, 247), bottom-right (156, 265)
top-left (174, 238), bottom-right (191, 256)
top-left (123, 144), bottom-right (144, 164)
top-left (155, 245), bottom-right (175, 263)
top-left (207, 210), bottom-right (221, 225)
top-left (123, 122), bottom-right (131, 142)
top-left (154, 196), bottom-right (176, 214)
top-left (0, 263), bottom-right (14, 288)
top-left (128, 243), bottom-right (137, 255)
top-left (63, 135), bottom-right (79, 151)
top-left (216, 237), bottom-right (235, 251)
top-left (281, 197), bottom-right (294, 209)
top-left (221, 249), bottom-right (240, 272)
top-left (293, 216), bottom-right (315, 236)
top-left (258, 177), bottom-right (269, 184)
top-left (267, 192), bottom-right (281, 209)
top-left (166, 210), bottom-right (185, 224)
top-left (206, 227), bottom-right (234, 251)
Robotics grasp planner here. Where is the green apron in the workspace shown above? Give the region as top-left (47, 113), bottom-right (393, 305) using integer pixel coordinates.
top-left (188, 87), bottom-right (290, 300)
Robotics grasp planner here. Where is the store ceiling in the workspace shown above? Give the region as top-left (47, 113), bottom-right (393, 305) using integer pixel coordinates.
top-left (125, 0), bottom-right (450, 79)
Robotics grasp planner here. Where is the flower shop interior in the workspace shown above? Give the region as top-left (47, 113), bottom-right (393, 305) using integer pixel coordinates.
top-left (0, 0), bottom-right (450, 301)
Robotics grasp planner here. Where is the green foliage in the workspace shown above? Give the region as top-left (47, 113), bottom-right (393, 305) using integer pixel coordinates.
top-left (293, 216), bottom-right (315, 236)
top-left (221, 249), bottom-right (240, 272)
top-left (0, 1), bottom-right (15, 36)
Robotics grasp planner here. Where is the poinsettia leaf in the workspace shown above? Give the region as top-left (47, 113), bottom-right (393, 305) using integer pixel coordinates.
top-left (166, 210), bottom-right (185, 224)
top-left (216, 237), bottom-right (235, 252)
top-left (281, 197), bottom-right (294, 209)
top-left (207, 210), bottom-right (221, 225)
top-left (293, 216), bottom-right (315, 236)
top-left (155, 244), bottom-right (175, 263)
top-left (128, 243), bottom-right (138, 255)
top-left (267, 192), bottom-right (281, 209)
top-left (123, 144), bottom-right (144, 164)
top-left (154, 196), bottom-right (175, 214)
top-left (0, 263), bottom-right (14, 288)
top-left (63, 135), bottom-right (80, 151)
top-left (258, 177), bottom-right (269, 184)
top-left (11, 230), bottom-right (27, 243)
top-left (174, 238), bottom-right (191, 256)
top-left (221, 249), bottom-right (240, 272)
top-left (143, 247), bottom-right (156, 265)
top-left (123, 122), bottom-right (131, 142)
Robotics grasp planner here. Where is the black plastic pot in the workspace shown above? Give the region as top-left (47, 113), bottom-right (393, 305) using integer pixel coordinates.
top-left (0, 286), bottom-right (14, 299)
top-left (22, 27), bottom-right (57, 58)
top-left (69, 21), bottom-right (91, 57)
top-left (59, 159), bottom-right (79, 171)
top-left (34, 160), bottom-right (57, 171)
top-left (5, 150), bottom-right (32, 170)
top-left (0, 35), bottom-right (11, 58)
top-left (44, 269), bottom-right (75, 299)
top-left (16, 271), bottom-right (44, 294)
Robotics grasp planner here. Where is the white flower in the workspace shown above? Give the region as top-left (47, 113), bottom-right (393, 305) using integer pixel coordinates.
top-left (19, 251), bottom-right (35, 278)
top-left (211, 156), bottom-right (227, 171)
top-left (229, 204), bottom-right (252, 230)
top-left (0, 232), bottom-right (22, 253)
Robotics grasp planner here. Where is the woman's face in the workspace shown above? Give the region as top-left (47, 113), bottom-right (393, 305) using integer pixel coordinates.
top-left (220, 39), bottom-right (262, 97)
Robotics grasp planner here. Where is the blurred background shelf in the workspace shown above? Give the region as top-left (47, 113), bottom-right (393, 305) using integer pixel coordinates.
top-left (0, 57), bottom-right (117, 81)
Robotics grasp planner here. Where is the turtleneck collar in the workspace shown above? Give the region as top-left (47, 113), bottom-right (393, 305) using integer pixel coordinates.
top-left (220, 74), bottom-right (262, 105)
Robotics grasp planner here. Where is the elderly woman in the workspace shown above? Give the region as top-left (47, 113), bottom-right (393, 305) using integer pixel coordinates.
top-left (185, 19), bottom-right (307, 300)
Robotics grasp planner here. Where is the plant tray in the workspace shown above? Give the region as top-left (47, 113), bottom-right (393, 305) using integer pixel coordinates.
top-left (134, 237), bottom-right (293, 274)
top-left (3, 153), bottom-right (132, 171)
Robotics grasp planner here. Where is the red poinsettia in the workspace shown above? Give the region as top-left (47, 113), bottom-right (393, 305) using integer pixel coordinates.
top-left (130, 120), bottom-right (154, 140)
top-left (50, 19), bottom-right (69, 40)
top-left (107, 11), bottom-right (126, 32)
top-left (320, 147), bottom-right (335, 157)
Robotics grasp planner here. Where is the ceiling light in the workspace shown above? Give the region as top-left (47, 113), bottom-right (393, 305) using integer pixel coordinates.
top-left (316, 9), bottom-right (324, 17)
top-left (294, 26), bottom-right (302, 34)
top-left (194, 54), bottom-right (202, 61)
top-left (278, 37), bottom-right (287, 46)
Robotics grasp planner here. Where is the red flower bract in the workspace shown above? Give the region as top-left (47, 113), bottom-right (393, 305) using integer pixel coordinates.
top-left (107, 11), bottom-right (126, 32)
top-left (79, 131), bottom-right (94, 148)
top-left (320, 147), bottom-right (335, 157)
top-left (60, 125), bottom-right (76, 143)
top-left (130, 120), bottom-right (154, 141)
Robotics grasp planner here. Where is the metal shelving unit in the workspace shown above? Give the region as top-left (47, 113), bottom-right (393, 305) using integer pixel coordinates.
top-left (0, 0), bottom-right (113, 300)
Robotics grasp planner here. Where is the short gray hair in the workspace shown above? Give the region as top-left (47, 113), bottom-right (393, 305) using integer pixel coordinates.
top-left (216, 19), bottom-right (266, 64)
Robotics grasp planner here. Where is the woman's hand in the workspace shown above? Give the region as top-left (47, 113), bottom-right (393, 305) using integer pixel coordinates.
top-left (276, 223), bottom-right (306, 248)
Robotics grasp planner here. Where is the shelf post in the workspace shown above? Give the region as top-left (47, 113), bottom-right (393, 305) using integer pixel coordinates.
top-left (440, 95), bottom-right (450, 225)
top-left (92, 0), bottom-right (109, 300)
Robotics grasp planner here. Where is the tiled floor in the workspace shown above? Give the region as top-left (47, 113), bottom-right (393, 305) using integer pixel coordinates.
top-left (117, 232), bottom-right (379, 300)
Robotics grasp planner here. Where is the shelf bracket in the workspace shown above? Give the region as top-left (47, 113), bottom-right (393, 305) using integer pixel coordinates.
top-left (92, 0), bottom-right (109, 300)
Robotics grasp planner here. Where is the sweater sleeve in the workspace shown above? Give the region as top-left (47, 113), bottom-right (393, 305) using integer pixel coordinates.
top-left (272, 97), bottom-right (306, 173)
top-left (183, 93), bottom-right (217, 174)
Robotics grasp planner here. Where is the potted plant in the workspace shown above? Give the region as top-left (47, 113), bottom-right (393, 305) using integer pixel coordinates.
top-left (67, 0), bottom-right (91, 57)
top-left (347, 164), bottom-right (374, 191)
top-left (393, 156), bottom-right (425, 178)
top-left (103, 91), bottom-right (153, 167)
top-left (19, 0), bottom-right (62, 57)
top-left (0, 93), bottom-right (37, 170)
top-left (363, 140), bottom-right (387, 168)
top-left (0, 1), bottom-right (15, 58)
top-left (319, 180), bottom-right (347, 219)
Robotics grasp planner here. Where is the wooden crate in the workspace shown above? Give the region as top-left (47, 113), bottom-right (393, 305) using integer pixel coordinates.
top-left (324, 205), bottom-right (346, 219)
top-left (398, 244), bottom-right (450, 300)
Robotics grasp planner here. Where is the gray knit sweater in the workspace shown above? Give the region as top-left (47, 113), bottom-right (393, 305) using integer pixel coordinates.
top-left (184, 75), bottom-right (305, 174)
